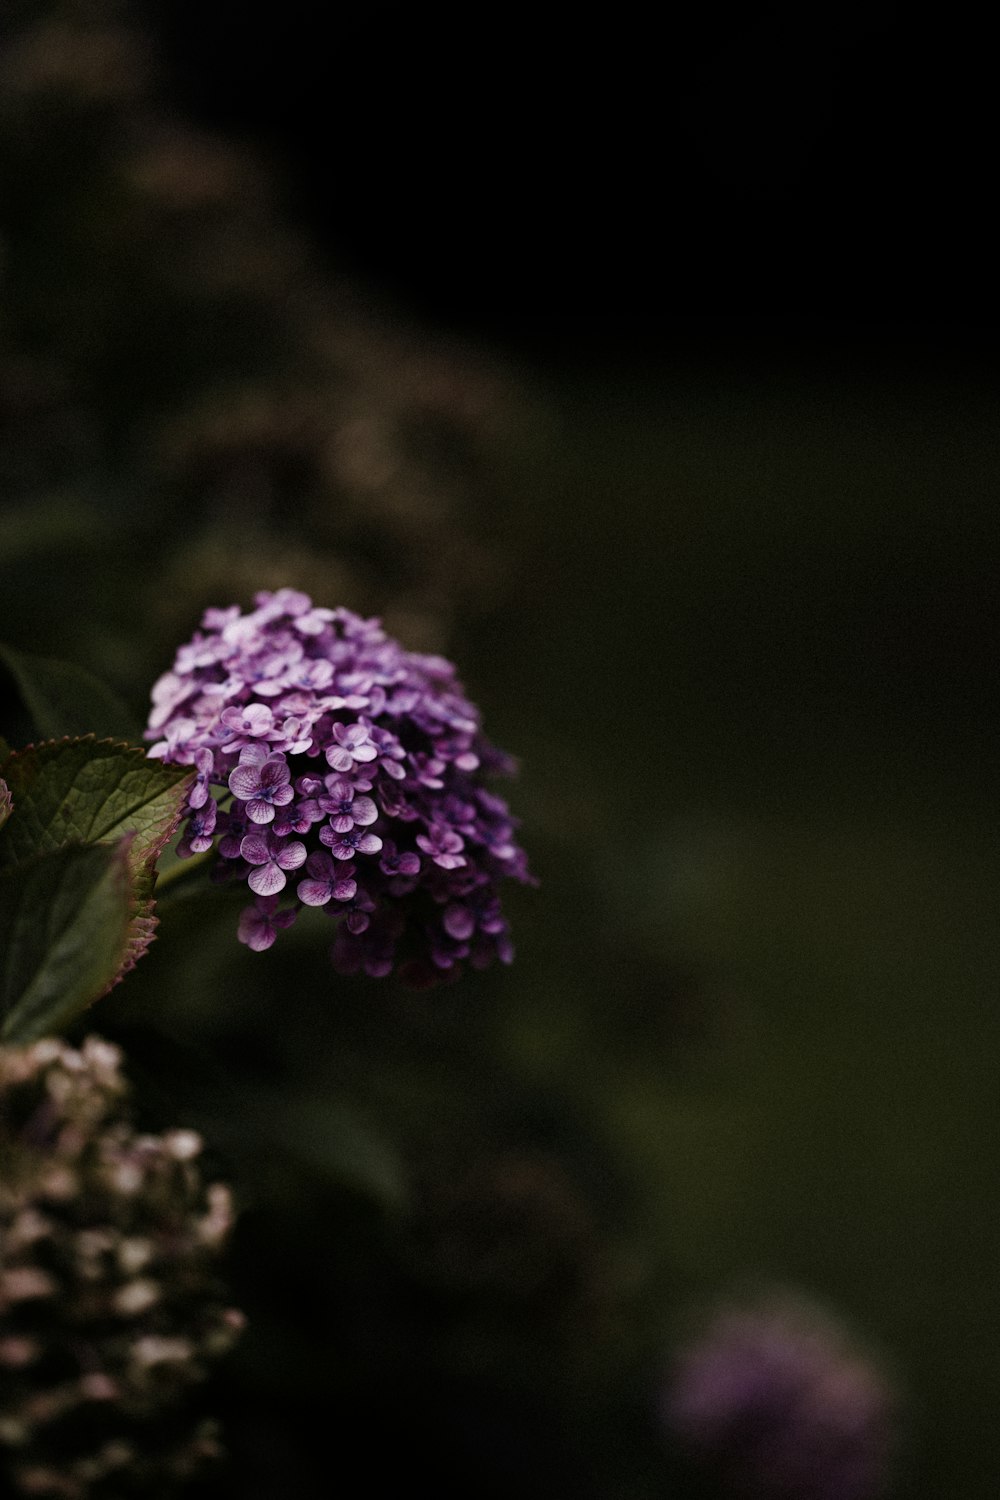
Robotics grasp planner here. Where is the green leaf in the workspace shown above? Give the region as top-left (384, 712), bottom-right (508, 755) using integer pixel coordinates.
top-left (0, 841), bottom-right (133, 1043)
top-left (0, 739), bottom-right (192, 875)
top-left (0, 643), bottom-right (140, 742)
top-left (0, 739), bottom-right (194, 989)
top-left (0, 779), bottom-right (10, 832)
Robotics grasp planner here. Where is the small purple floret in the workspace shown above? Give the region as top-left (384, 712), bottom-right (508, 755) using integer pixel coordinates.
top-left (325, 721), bottom-right (379, 773)
top-left (228, 754), bottom-right (294, 825)
top-left (237, 895), bottom-right (298, 952)
top-left (145, 590), bottom-right (533, 981)
top-left (318, 824), bottom-right (383, 861)
top-left (176, 797), bottom-right (218, 858)
top-left (318, 777), bottom-right (378, 833)
top-left (219, 702), bottom-right (274, 748)
top-left (416, 825), bottom-right (466, 870)
top-left (379, 841), bottom-right (421, 879)
top-left (297, 852), bottom-right (358, 907)
top-left (240, 830), bottom-right (307, 896)
top-left (187, 747), bottom-right (216, 810)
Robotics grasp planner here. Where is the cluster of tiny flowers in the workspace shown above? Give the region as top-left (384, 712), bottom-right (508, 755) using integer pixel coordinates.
top-left (661, 1291), bottom-right (897, 1500)
top-left (146, 590), bottom-right (532, 983)
top-left (0, 1038), bottom-right (243, 1499)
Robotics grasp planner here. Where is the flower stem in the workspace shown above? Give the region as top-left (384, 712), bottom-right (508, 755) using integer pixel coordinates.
top-left (155, 848), bottom-right (214, 894)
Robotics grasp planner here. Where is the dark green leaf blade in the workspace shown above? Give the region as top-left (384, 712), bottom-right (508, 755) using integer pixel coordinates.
top-left (0, 740), bottom-right (194, 992)
top-left (0, 841), bottom-right (133, 1042)
top-left (0, 642), bottom-right (140, 741)
top-left (0, 739), bottom-right (193, 882)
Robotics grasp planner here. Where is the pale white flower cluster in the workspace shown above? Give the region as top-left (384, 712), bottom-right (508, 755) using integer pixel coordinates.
top-left (0, 1038), bottom-right (242, 1498)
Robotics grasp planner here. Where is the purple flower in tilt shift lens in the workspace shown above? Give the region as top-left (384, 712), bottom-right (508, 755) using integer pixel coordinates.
top-left (145, 590), bottom-right (532, 981)
top-left (662, 1291), bottom-right (898, 1500)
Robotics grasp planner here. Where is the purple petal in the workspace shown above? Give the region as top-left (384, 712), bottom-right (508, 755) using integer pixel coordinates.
top-left (238, 742), bottom-right (269, 766)
top-left (275, 840), bottom-right (307, 872)
top-left (248, 863), bottom-right (286, 896)
top-left (239, 833), bottom-right (273, 866)
top-left (350, 795), bottom-right (378, 826)
top-left (229, 764), bottom-right (263, 800)
top-left (273, 809), bottom-right (310, 836)
top-left (259, 756), bottom-right (291, 788)
top-left (296, 799), bottom-right (325, 825)
top-left (244, 704), bottom-right (274, 732)
top-left (246, 799), bottom-right (277, 825)
top-left (298, 879), bottom-right (334, 907)
top-left (443, 904), bottom-right (476, 941)
top-left (354, 832), bottom-right (383, 855)
top-left (237, 910), bottom-right (276, 950)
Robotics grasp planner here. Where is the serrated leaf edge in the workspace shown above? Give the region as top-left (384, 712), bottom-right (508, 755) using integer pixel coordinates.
top-left (0, 736), bottom-right (194, 871)
top-left (0, 740), bottom-right (195, 1000)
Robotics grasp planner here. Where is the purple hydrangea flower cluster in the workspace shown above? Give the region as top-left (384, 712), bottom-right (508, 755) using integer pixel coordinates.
top-left (146, 590), bottom-right (532, 983)
top-left (661, 1291), bottom-right (897, 1500)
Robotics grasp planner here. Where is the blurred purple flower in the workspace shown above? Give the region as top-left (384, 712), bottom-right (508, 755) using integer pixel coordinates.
top-left (416, 825), bottom-right (466, 869)
top-left (662, 1291), bottom-right (898, 1500)
top-left (237, 895), bottom-right (298, 951)
top-left (378, 841), bottom-right (421, 879)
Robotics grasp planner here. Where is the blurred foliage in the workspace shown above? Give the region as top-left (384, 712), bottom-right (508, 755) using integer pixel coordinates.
top-left (0, 0), bottom-right (536, 692)
top-left (1, 2), bottom-right (997, 1498)
top-left (0, 734), bottom-right (192, 1039)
